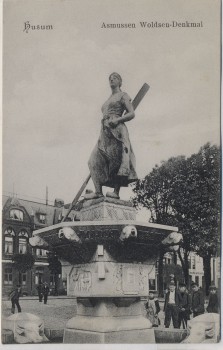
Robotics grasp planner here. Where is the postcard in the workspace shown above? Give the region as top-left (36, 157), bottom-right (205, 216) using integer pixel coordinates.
top-left (2, 0), bottom-right (221, 349)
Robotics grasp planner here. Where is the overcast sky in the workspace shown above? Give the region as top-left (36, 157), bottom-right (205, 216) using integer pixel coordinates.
top-left (3, 0), bottom-right (220, 220)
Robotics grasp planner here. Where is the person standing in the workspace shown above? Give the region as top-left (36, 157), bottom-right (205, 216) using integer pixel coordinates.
top-left (164, 282), bottom-right (181, 328)
top-left (207, 285), bottom-right (219, 313)
top-left (191, 282), bottom-right (204, 317)
top-left (178, 283), bottom-right (191, 328)
top-left (145, 292), bottom-right (161, 327)
top-left (42, 282), bottom-right (49, 304)
top-left (36, 282), bottom-right (43, 302)
top-left (9, 285), bottom-right (22, 314)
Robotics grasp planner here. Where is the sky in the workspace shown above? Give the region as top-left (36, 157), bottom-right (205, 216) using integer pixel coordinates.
top-left (3, 0), bottom-right (221, 221)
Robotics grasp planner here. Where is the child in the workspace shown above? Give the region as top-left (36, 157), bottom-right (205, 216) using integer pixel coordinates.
top-left (178, 282), bottom-right (191, 328)
top-left (207, 285), bottom-right (219, 313)
top-left (145, 292), bottom-right (161, 327)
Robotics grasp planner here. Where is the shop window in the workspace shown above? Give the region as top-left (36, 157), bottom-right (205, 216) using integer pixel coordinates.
top-left (195, 276), bottom-right (199, 286)
top-left (4, 267), bottom-right (13, 285)
top-left (9, 209), bottom-right (23, 221)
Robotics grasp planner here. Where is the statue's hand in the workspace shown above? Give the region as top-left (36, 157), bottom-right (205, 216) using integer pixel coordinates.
top-left (109, 119), bottom-right (119, 128)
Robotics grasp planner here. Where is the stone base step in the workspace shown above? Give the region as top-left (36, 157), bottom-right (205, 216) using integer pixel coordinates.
top-left (154, 328), bottom-right (187, 343)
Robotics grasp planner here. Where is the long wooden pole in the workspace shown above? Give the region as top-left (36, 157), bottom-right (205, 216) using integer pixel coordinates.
top-left (62, 83), bottom-right (150, 222)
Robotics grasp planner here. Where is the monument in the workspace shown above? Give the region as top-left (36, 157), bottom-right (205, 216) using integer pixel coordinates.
top-left (30, 74), bottom-right (182, 343)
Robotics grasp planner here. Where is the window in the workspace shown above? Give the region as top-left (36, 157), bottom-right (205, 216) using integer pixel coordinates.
top-left (191, 256), bottom-right (196, 269)
top-left (39, 214), bottom-right (46, 224)
top-left (4, 228), bottom-right (15, 254)
top-left (19, 238), bottom-right (27, 254)
top-left (163, 257), bottom-right (171, 265)
top-left (22, 273), bottom-right (27, 285)
top-left (217, 259), bottom-right (220, 273)
top-left (63, 280), bottom-right (67, 289)
top-left (50, 274), bottom-right (55, 286)
top-left (18, 230), bottom-right (28, 254)
top-left (36, 249), bottom-right (47, 256)
top-left (4, 268), bottom-right (13, 285)
top-left (10, 209), bottom-right (23, 221)
top-left (35, 267), bottom-right (44, 284)
top-left (58, 213), bottom-right (62, 222)
top-left (5, 236), bottom-right (13, 254)
top-left (189, 256), bottom-right (196, 270)
top-left (202, 276), bottom-right (205, 288)
top-left (195, 276), bottom-right (199, 286)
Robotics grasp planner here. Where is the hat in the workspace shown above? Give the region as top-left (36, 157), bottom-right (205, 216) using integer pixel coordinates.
top-left (169, 282), bottom-right (175, 286)
top-left (191, 282), bottom-right (198, 287)
top-left (179, 282), bottom-right (186, 287)
top-left (209, 285), bottom-right (217, 290)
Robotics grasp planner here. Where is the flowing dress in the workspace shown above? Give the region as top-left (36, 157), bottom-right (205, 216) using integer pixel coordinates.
top-left (88, 91), bottom-right (137, 188)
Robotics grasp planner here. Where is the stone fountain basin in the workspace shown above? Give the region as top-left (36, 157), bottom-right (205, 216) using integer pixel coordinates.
top-left (31, 221), bottom-right (178, 264)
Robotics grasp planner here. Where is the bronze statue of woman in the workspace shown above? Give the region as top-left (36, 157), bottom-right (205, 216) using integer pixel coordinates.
top-left (86, 73), bottom-right (138, 200)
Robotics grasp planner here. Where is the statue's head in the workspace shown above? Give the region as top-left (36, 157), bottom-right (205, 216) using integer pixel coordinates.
top-left (109, 72), bottom-right (122, 87)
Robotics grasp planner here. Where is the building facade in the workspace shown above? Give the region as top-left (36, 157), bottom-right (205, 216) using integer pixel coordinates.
top-left (147, 251), bottom-right (205, 293)
top-left (2, 195), bottom-right (76, 296)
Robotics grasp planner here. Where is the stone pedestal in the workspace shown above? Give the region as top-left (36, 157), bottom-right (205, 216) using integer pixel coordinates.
top-left (80, 196), bottom-right (136, 221)
top-left (31, 197), bottom-right (179, 343)
top-left (64, 297), bottom-right (155, 343)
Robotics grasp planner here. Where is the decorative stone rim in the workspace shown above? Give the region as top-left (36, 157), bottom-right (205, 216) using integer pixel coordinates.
top-left (33, 220), bottom-right (178, 236)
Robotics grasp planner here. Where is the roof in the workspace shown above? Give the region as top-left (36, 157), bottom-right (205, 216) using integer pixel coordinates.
top-left (2, 195), bottom-right (78, 226)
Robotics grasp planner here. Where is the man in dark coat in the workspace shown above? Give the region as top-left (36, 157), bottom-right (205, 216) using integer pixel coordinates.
top-left (36, 282), bottom-right (43, 302)
top-left (42, 282), bottom-right (50, 304)
top-left (191, 282), bottom-right (204, 317)
top-left (178, 283), bottom-right (191, 328)
top-left (9, 285), bottom-right (22, 314)
top-left (207, 285), bottom-right (219, 313)
top-left (164, 282), bottom-right (181, 328)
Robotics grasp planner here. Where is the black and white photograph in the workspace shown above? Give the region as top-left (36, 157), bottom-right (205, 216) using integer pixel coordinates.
top-left (1, 0), bottom-right (221, 347)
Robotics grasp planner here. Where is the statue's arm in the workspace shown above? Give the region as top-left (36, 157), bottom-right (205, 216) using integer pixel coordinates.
top-left (119, 95), bottom-right (135, 123)
top-left (109, 95), bottom-right (135, 128)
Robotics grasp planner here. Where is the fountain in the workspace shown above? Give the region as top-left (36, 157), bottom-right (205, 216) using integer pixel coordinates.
top-left (30, 196), bottom-right (180, 343)
top-left (30, 77), bottom-right (182, 343)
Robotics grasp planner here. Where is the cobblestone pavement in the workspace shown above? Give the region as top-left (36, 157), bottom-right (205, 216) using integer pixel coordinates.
top-left (2, 297), bottom-right (204, 331)
top-left (2, 297), bottom-right (77, 330)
